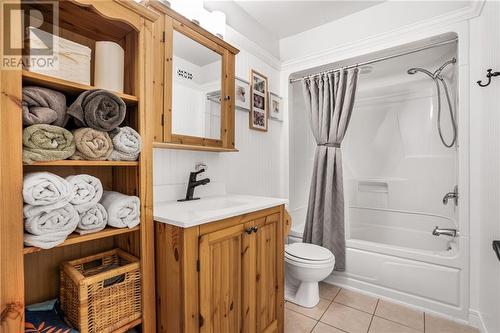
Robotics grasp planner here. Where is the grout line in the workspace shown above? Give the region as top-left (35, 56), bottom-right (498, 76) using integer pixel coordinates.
top-left (285, 306), bottom-right (326, 322)
top-left (373, 298), bottom-right (380, 314)
top-left (372, 314), bottom-right (425, 332)
top-left (332, 286), bottom-right (342, 301)
top-left (332, 299), bottom-right (378, 316)
top-left (317, 321), bottom-right (350, 333)
top-left (366, 300), bottom-right (379, 333)
top-left (310, 320), bottom-right (319, 333)
top-left (318, 299), bottom-right (334, 322)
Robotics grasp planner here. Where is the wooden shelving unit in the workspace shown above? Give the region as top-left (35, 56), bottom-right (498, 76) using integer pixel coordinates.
top-left (0, 1), bottom-right (158, 332)
top-left (22, 70), bottom-right (139, 105)
top-left (23, 226), bottom-right (140, 254)
top-left (26, 160), bottom-right (139, 167)
top-left (153, 142), bottom-right (239, 152)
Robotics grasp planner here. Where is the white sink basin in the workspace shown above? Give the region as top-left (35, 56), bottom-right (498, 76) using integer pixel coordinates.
top-left (154, 194), bottom-right (287, 228)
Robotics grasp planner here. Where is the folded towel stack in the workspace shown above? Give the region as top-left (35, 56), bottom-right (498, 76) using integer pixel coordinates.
top-left (70, 127), bottom-right (113, 160)
top-left (22, 124), bottom-right (76, 164)
top-left (66, 174), bottom-right (107, 234)
top-left (23, 172), bottom-right (78, 248)
top-left (21, 86), bottom-right (141, 163)
top-left (22, 172), bottom-right (140, 248)
top-left (68, 89), bottom-right (126, 132)
top-left (22, 86), bottom-right (68, 127)
top-left (108, 126), bottom-right (142, 161)
top-left (100, 191), bottom-right (141, 228)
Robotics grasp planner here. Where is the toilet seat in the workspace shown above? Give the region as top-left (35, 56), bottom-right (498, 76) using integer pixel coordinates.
top-left (285, 243), bottom-right (334, 265)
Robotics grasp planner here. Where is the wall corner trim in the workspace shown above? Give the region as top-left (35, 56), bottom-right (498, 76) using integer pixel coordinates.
top-left (469, 309), bottom-right (488, 333)
top-left (281, 1), bottom-right (485, 71)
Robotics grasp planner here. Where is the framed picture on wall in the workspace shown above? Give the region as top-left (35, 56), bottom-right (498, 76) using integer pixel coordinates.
top-left (249, 69), bottom-right (268, 131)
top-left (269, 92), bottom-right (283, 121)
top-left (235, 77), bottom-right (250, 111)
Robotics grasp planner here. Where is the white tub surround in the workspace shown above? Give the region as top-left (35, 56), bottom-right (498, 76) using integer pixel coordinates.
top-left (154, 194), bottom-right (287, 228)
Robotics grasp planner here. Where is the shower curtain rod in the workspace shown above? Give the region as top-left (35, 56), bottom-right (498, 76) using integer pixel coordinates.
top-left (289, 37), bottom-right (458, 84)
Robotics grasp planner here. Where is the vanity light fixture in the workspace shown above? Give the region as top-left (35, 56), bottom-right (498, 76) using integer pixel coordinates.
top-left (170, 0), bottom-right (226, 39)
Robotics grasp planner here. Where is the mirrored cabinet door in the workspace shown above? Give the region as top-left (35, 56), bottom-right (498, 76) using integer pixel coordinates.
top-left (148, 0), bottom-right (239, 152)
top-left (172, 30), bottom-right (223, 141)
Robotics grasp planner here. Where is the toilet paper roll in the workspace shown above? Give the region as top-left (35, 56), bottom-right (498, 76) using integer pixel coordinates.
top-left (94, 41), bottom-right (124, 93)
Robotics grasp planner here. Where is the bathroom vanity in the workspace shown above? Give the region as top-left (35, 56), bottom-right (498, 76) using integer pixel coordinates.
top-left (154, 195), bottom-right (287, 333)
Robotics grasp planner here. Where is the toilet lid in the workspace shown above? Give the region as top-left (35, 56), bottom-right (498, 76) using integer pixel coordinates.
top-left (285, 243), bottom-right (334, 261)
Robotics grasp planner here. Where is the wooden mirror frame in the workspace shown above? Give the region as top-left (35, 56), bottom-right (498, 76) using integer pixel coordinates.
top-left (148, 1), bottom-right (240, 152)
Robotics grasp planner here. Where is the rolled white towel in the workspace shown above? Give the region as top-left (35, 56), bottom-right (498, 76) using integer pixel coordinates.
top-left (108, 126), bottom-right (142, 161)
top-left (24, 204), bottom-right (79, 249)
top-left (23, 172), bottom-right (74, 212)
top-left (66, 174), bottom-right (103, 210)
top-left (100, 191), bottom-right (140, 228)
top-left (75, 204), bottom-right (108, 235)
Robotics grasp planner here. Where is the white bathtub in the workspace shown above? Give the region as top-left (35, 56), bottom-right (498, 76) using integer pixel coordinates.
top-left (289, 206), bottom-right (468, 319)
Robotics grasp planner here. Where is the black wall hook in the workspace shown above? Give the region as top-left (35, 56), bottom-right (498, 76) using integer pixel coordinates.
top-left (477, 69), bottom-right (500, 87)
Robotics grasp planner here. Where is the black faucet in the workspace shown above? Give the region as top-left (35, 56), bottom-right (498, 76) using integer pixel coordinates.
top-left (178, 169), bottom-right (210, 202)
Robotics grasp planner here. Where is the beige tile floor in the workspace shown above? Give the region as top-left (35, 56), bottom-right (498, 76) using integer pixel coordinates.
top-left (284, 282), bottom-right (480, 333)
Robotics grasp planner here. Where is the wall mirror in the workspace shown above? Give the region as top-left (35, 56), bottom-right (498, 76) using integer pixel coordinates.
top-left (172, 29), bottom-right (223, 141)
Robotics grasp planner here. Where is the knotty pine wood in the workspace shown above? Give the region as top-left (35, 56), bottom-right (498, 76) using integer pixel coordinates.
top-left (155, 205), bottom-right (285, 333)
top-left (143, 0), bottom-right (239, 54)
top-left (1, 2), bottom-right (158, 332)
top-left (222, 50), bottom-right (236, 149)
top-left (199, 224), bottom-right (243, 333)
top-left (153, 142), bottom-right (239, 152)
top-left (0, 1), bottom-right (24, 330)
top-left (163, 16), bottom-right (174, 143)
top-left (145, 0), bottom-right (239, 152)
top-left (242, 220), bottom-right (258, 333)
top-left (22, 70), bottom-right (138, 105)
top-left (24, 227), bottom-right (140, 254)
top-left (26, 160), bottom-right (139, 167)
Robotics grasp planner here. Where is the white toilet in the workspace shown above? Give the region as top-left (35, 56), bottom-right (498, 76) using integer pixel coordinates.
top-left (285, 242), bottom-right (335, 308)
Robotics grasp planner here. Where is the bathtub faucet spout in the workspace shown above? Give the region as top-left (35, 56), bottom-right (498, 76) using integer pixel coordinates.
top-left (432, 226), bottom-right (459, 237)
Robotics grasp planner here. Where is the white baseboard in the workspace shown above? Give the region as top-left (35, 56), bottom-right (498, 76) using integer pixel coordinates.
top-left (469, 310), bottom-right (488, 333)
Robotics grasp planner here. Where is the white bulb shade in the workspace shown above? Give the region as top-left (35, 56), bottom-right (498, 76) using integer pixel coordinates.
top-left (211, 11), bottom-right (226, 39)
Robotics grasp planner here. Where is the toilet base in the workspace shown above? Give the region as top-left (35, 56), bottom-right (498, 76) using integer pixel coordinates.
top-left (285, 278), bottom-right (320, 308)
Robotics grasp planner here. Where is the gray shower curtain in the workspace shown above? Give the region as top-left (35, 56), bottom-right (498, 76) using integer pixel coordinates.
top-left (301, 68), bottom-right (359, 271)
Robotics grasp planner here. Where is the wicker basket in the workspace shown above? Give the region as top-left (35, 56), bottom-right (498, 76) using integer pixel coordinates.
top-left (60, 249), bottom-right (142, 333)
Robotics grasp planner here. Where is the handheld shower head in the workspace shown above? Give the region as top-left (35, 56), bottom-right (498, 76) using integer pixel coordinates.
top-left (406, 58), bottom-right (457, 148)
top-left (407, 67), bottom-right (434, 78)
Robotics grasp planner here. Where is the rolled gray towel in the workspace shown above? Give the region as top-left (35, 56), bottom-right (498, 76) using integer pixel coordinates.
top-left (68, 89), bottom-right (126, 132)
top-left (108, 127), bottom-right (142, 161)
top-left (22, 86), bottom-right (68, 126)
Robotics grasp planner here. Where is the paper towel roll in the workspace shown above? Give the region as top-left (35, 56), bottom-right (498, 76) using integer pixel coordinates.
top-left (94, 41), bottom-right (124, 93)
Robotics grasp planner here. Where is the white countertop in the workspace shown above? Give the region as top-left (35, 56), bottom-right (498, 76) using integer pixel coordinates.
top-left (154, 194), bottom-right (287, 228)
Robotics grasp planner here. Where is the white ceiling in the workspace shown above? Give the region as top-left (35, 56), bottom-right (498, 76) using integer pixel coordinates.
top-left (232, 1), bottom-right (383, 39)
top-left (205, 1), bottom-right (382, 40)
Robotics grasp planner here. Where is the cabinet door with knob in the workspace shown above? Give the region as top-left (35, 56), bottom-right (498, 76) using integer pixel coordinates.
top-left (155, 206), bottom-right (284, 333)
top-left (199, 224), bottom-right (244, 333)
top-left (199, 213), bottom-right (284, 333)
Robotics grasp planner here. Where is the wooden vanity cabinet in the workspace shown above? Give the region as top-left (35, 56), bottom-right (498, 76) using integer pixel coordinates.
top-left (155, 205), bottom-right (285, 333)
